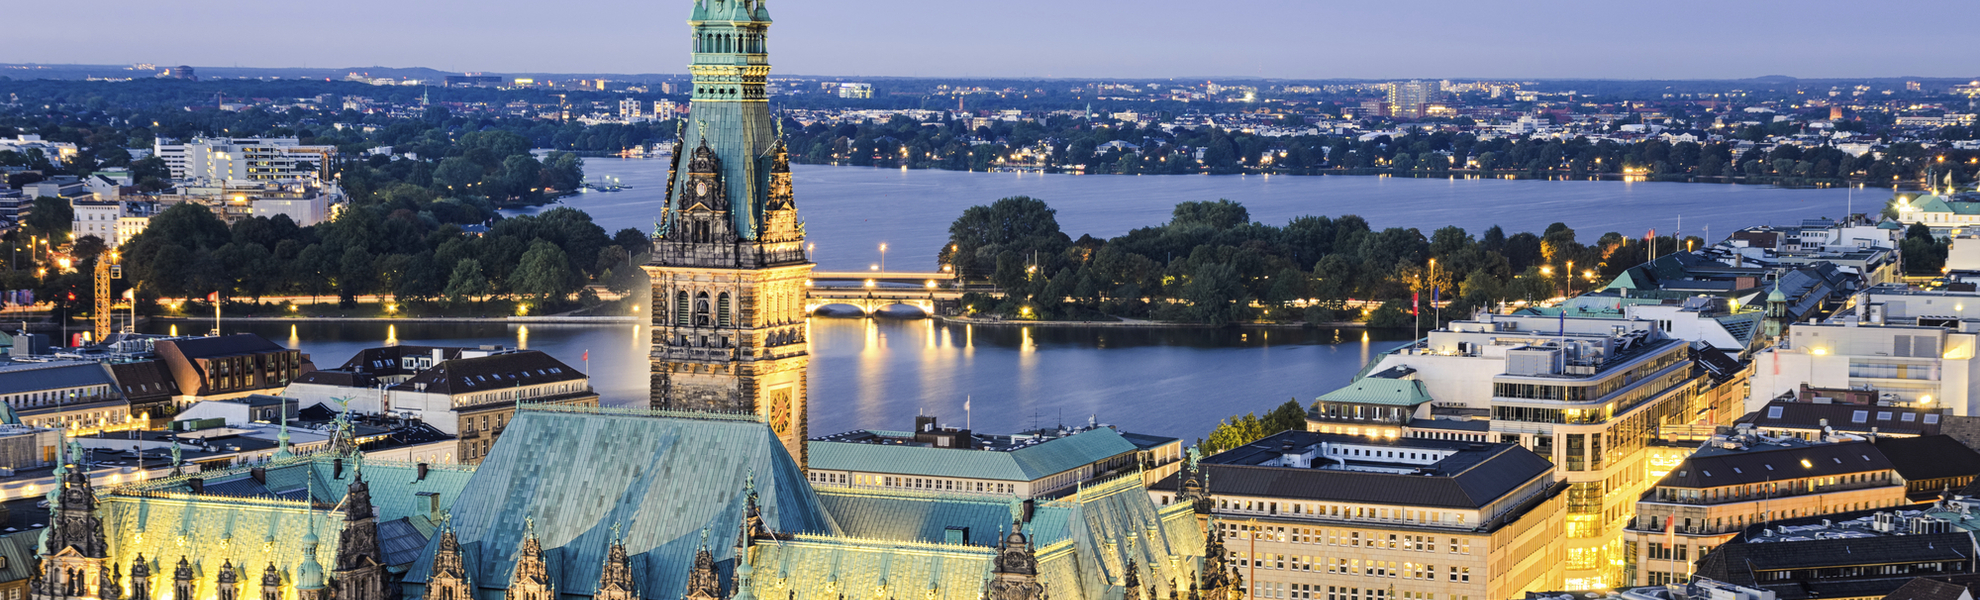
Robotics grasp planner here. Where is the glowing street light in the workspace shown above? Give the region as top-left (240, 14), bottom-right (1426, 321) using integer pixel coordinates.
top-left (879, 243), bottom-right (888, 272)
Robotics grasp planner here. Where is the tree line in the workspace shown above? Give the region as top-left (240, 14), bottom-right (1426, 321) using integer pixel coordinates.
top-left (785, 114), bottom-right (1980, 187)
top-left (941, 196), bottom-right (1702, 326)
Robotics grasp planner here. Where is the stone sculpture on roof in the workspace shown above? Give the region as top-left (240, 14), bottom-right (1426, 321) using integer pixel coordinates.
top-left (509, 518), bottom-right (555, 600)
top-left (216, 559), bottom-right (239, 600)
top-left (985, 516), bottom-right (1046, 600)
top-left (596, 524), bottom-right (638, 600)
top-left (427, 519), bottom-right (471, 600)
top-left (260, 563), bottom-right (282, 600)
top-left (333, 465), bottom-right (387, 600)
top-left (684, 532), bottom-right (722, 600)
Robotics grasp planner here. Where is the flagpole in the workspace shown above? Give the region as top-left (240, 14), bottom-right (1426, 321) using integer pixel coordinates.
top-left (966, 395), bottom-right (972, 431)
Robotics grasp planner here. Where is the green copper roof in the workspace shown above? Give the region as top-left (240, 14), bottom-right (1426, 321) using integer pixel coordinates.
top-left (813, 487), bottom-right (1076, 547)
top-left (1317, 378), bottom-right (1433, 406)
top-left (406, 407), bottom-right (837, 600)
top-left (810, 428), bottom-right (1141, 482)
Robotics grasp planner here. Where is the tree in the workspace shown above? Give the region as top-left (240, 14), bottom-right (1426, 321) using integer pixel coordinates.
top-left (23, 197), bottom-right (72, 239)
top-left (511, 240), bottom-right (576, 300)
top-left (443, 259), bottom-right (492, 305)
top-left (433, 157), bottom-right (483, 192)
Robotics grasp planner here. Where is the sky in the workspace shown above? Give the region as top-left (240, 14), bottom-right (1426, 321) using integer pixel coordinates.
top-left (10, 0), bottom-right (1979, 80)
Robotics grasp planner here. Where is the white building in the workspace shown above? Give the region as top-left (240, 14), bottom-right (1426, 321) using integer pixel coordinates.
top-left (1748, 287), bottom-right (1980, 416)
top-left (153, 137), bottom-right (336, 183)
top-left (71, 200), bottom-right (158, 247)
top-left (252, 193), bottom-right (332, 227)
top-left (837, 82), bottom-right (874, 99)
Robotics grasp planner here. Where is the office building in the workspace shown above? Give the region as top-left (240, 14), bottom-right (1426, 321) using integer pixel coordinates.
top-left (1623, 433), bottom-right (1910, 586)
top-left (1155, 430), bottom-right (1567, 600)
top-left (1319, 312), bottom-right (1721, 589)
top-left (1748, 292), bottom-right (1980, 416)
top-left (1387, 81), bottom-right (1441, 119)
top-left (152, 137), bottom-right (337, 183)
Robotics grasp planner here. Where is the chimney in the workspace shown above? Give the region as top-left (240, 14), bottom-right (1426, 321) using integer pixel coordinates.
top-left (250, 466), bottom-right (266, 484)
top-left (416, 462), bottom-right (429, 481)
top-left (188, 478), bottom-right (204, 494)
top-left (333, 458), bottom-right (344, 479)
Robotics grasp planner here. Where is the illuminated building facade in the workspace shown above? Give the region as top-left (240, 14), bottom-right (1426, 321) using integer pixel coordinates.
top-left (645, 0), bottom-right (813, 469)
top-left (1155, 431), bottom-right (1567, 600)
top-left (1622, 436), bottom-right (1910, 587)
top-left (1321, 313), bottom-right (1717, 590)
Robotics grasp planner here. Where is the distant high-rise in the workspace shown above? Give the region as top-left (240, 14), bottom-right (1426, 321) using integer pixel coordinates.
top-left (1386, 80), bottom-right (1441, 118)
top-left (163, 65), bottom-right (197, 81)
top-left (645, 0), bottom-right (813, 469)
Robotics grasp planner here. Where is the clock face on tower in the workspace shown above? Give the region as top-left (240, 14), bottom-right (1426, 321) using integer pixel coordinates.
top-left (695, 180), bottom-right (708, 197)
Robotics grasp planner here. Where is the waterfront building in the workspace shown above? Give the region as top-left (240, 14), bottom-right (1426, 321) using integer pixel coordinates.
top-left (283, 344), bottom-right (517, 412)
top-left (1319, 312), bottom-right (1717, 589)
top-left (1154, 429), bottom-right (1568, 600)
top-left (153, 334), bottom-right (314, 406)
top-left (152, 137), bottom-right (336, 183)
top-left (286, 346), bottom-right (596, 464)
top-left (808, 414), bottom-right (1180, 498)
top-left (645, 0), bottom-right (813, 469)
top-left (379, 349), bottom-right (596, 463)
top-left (0, 361), bottom-right (138, 434)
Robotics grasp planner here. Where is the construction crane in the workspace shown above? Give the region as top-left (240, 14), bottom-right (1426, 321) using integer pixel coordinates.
top-left (94, 251), bottom-right (120, 342)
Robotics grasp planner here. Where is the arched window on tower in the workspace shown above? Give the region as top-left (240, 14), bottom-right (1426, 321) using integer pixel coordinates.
top-left (694, 292), bottom-right (711, 327)
top-left (718, 293), bottom-right (732, 327)
top-left (675, 291), bottom-right (690, 326)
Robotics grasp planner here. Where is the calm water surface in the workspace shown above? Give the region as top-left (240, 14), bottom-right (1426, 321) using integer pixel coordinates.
top-left (144, 319), bottom-right (1409, 442)
top-left (539, 160), bottom-right (1867, 272)
top-left (299, 164), bottom-right (1861, 440)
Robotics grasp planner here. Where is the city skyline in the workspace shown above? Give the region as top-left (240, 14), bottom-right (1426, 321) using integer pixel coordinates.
top-left (9, 0), bottom-right (1979, 80)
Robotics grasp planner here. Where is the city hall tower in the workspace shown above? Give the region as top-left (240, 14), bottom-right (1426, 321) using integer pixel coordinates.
top-left (645, 0), bottom-right (812, 468)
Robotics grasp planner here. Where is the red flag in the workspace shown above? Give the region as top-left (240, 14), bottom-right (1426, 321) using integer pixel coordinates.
top-left (1647, 228), bottom-right (1656, 241)
top-left (1411, 291), bottom-right (1420, 315)
top-left (582, 350), bottom-right (589, 362)
top-left (66, 292), bottom-right (75, 302)
top-left (206, 291), bottom-right (219, 302)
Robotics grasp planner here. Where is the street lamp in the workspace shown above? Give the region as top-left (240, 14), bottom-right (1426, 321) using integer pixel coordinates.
top-left (879, 243), bottom-right (888, 272)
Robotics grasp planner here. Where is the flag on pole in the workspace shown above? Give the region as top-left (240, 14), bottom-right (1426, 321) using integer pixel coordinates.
top-left (206, 291), bottom-right (218, 302)
top-left (123, 289), bottom-right (134, 300)
top-left (1411, 291), bottom-right (1420, 315)
top-left (1432, 286), bottom-right (1440, 304)
top-left (582, 350), bottom-right (589, 362)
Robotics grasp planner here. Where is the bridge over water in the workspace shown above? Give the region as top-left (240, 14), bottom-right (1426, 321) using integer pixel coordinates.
top-left (804, 270), bottom-right (969, 317)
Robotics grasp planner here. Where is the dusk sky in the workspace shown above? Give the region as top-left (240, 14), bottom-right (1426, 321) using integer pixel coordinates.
top-left (12, 0), bottom-right (1979, 80)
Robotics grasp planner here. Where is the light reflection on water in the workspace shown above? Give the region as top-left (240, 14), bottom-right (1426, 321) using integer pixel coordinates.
top-left (147, 319), bottom-right (1408, 441)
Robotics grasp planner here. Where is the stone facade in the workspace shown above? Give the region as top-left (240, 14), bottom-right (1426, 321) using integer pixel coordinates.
top-left (645, 0), bottom-right (813, 470)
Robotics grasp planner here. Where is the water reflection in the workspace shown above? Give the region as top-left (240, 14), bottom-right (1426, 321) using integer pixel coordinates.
top-left (151, 318), bottom-right (1410, 441)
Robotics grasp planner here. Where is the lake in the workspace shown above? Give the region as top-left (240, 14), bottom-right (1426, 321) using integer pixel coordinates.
top-left (537, 159), bottom-right (1870, 272)
top-left (318, 163), bottom-right (1863, 441)
top-left (146, 319), bottom-right (1410, 442)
